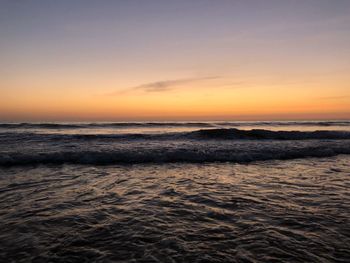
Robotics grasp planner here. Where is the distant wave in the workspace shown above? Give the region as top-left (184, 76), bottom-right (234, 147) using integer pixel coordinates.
top-left (0, 122), bottom-right (214, 129)
top-left (2, 128), bottom-right (350, 141)
top-left (0, 121), bottom-right (350, 129)
top-left (218, 121), bottom-right (350, 127)
top-left (0, 123), bottom-right (85, 129)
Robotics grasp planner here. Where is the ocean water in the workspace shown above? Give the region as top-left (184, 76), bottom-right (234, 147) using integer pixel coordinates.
top-left (0, 121), bottom-right (349, 262)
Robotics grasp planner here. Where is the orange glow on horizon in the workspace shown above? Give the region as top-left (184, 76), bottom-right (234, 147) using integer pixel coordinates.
top-left (1, 78), bottom-right (349, 121)
top-left (1, 1), bottom-right (349, 122)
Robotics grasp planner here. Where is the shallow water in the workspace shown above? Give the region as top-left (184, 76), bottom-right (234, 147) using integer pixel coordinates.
top-left (0, 156), bottom-right (349, 262)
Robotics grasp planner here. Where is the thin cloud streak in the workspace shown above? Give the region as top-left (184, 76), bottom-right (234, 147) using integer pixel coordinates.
top-left (319, 95), bottom-right (350, 100)
top-left (108, 76), bottom-right (220, 95)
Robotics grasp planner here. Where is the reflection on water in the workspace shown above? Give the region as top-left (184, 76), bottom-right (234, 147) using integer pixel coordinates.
top-left (0, 156), bottom-right (349, 262)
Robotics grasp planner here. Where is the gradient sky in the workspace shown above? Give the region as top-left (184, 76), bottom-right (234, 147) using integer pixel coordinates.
top-left (1, 0), bottom-right (349, 121)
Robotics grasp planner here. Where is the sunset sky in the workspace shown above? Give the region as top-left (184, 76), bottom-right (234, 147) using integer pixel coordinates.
top-left (1, 0), bottom-right (349, 121)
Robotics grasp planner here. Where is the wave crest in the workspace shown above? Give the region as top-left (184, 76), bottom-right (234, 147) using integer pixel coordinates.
top-left (1, 145), bottom-right (349, 166)
top-left (1, 128), bottom-right (350, 141)
top-left (188, 128), bottom-right (350, 140)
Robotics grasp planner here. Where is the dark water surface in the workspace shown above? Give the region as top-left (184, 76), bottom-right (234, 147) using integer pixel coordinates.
top-left (0, 156), bottom-right (349, 262)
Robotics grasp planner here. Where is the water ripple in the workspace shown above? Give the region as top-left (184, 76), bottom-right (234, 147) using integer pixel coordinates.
top-left (0, 156), bottom-right (349, 262)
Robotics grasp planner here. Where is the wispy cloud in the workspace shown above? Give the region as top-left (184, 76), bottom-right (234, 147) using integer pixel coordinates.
top-left (319, 95), bottom-right (350, 100)
top-left (108, 76), bottom-right (219, 95)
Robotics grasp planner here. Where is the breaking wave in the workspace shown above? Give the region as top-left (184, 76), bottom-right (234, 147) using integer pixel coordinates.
top-left (2, 128), bottom-right (350, 141)
top-left (1, 127), bottom-right (350, 166)
top-left (1, 144), bottom-right (350, 166)
top-left (187, 128), bottom-right (350, 140)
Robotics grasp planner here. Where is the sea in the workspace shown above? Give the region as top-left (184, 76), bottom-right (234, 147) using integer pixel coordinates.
top-left (0, 121), bottom-right (349, 262)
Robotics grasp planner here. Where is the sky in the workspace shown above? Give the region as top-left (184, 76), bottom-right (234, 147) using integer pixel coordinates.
top-left (0, 0), bottom-right (349, 121)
